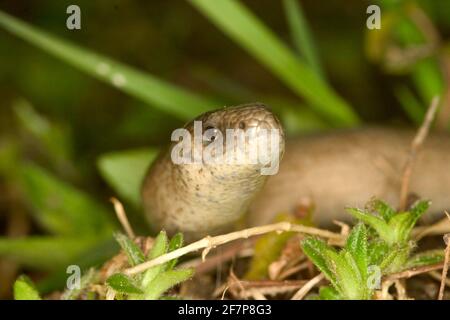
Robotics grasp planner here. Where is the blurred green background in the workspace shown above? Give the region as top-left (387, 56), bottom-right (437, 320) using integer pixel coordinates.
top-left (0, 0), bottom-right (449, 298)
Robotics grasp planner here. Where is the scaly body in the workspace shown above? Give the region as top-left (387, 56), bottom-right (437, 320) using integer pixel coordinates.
top-left (142, 103), bottom-right (450, 240)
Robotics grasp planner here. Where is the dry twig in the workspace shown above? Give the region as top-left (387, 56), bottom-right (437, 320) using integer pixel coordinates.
top-left (437, 212), bottom-right (450, 300)
top-left (110, 197), bottom-right (135, 238)
top-left (291, 273), bottom-right (324, 300)
top-left (124, 222), bottom-right (343, 275)
top-left (413, 215), bottom-right (450, 240)
top-left (399, 97), bottom-right (440, 211)
top-left (384, 262), bottom-right (443, 281)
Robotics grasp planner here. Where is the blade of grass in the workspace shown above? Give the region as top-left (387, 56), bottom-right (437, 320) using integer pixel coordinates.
top-left (0, 236), bottom-right (103, 270)
top-left (190, 0), bottom-right (359, 126)
top-left (0, 10), bottom-right (218, 120)
top-left (20, 163), bottom-right (114, 236)
top-left (282, 0), bottom-right (324, 79)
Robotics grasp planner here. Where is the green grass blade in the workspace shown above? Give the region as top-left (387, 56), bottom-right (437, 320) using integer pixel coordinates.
top-left (0, 10), bottom-right (217, 120)
top-left (0, 236), bottom-right (102, 270)
top-left (394, 85), bottom-right (425, 125)
top-left (190, 0), bottom-right (359, 126)
top-left (282, 0), bottom-right (324, 78)
top-left (20, 163), bottom-right (114, 236)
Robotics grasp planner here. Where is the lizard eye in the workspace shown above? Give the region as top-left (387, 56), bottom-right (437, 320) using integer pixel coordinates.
top-left (204, 126), bottom-right (219, 142)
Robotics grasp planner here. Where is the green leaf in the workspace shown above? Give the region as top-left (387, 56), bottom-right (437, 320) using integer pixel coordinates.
top-left (327, 249), bottom-right (363, 299)
top-left (345, 223), bottom-right (368, 280)
top-left (143, 268), bottom-right (194, 300)
top-left (14, 275), bottom-right (42, 300)
top-left (97, 148), bottom-right (158, 206)
top-left (319, 286), bottom-right (341, 300)
top-left (301, 237), bottom-right (337, 287)
top-left (20, 163), bottom-right (114, 236)
top-left (346, 207), bottom-right (393, 244)
top-left (282, 0), bottom-right (324, 78)
top-left (400, 200), bottom-right (430, 240)
top-left (149, 231), bottom-right (169, 259)
top-left (369, 199), bottom-right (396, 222)
top-left (388, 211), bottom-right (412, 244)
top-left (141, 231), bottom-right (170, 287)
top-left (0, 10), bottom-right (217, 120)
top-left (189, 0), bottom-right (359, 126)
top-left (406, 249), bottom-right (445, 269)
top-left (114, 233), bottom-right (145, 267)
top-left (106, 273), bottom-right (143, 294)
top-left (367, 240), bottom-right (390, 266)
top-left (0, 236), bottom-right (103, 270)
top-left (379, 244), bottom-right (410, 273)
top-left (388, 201), bottom-right (429, 244)
top-left (167, 233), bottom-right (184, 270)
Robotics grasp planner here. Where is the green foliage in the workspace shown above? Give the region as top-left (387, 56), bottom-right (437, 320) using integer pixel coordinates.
top-left (106, 231), bottom-right (193, 300)
top-left (302, 223), bottom-right (372, 300)
top-left (0, 236), bottom-right (104, 270)
top-left (282, 0), bottom-right (324, 78)
top-left (346, 200), bottom-right (429, 245)
top-left (20, 163), bottom-right (114, 236)
top-left (406, 249), bottom-right (445, 268)
top-left (97, 149), bottom-right (158, 206)
top-left (114, 233), bottom-right (145, 266)
top-left (14, 275), bottom-right (42, 300)
top-left (106, 273), bottom-right (143, 294)
top-left (190, 0), bottom-right (359, 127)
top-left (0, 10), bottom-right (217, 121)
top-left (13, 99), bottom-right (74, 170)
top-left (366, 1), bottom-right (445, 124)
top-left (301, 198), bottom-right (443, 300)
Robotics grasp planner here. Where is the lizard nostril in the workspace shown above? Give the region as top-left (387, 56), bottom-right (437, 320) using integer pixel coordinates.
top-left (239, 121), bottom-right (246, 129)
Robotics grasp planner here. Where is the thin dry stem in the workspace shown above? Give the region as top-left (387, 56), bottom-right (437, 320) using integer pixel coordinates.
top-left (399, 96), bottom-right (440, 211)
top-left (291, 273), bottom-right (324, 300)
top-left (394, 280), bottom-right (409, 300)
top-left (110, 197), bottom-right (135, 238)
top-left (438, 212), bottom-right (450, 300)
top-left (379, 280), bottom-right (394, 300)
top-left (429, 271), bottom-right (450, 287)
top-left (413, 215), bottom-right (450, 240)
top-left (124, 222), bottom-right (343, 275)
top-left (384, 262), bottom-right (444, 281)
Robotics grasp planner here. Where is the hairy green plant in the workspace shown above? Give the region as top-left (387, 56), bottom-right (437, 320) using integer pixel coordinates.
top-left (301, 199), bottom-right (445, 300)
top-left (302, 223), bottom-right (373, 300)
top-left (13, 231), bottom-right (194, 300)
top-left (106, 231), bottom-right (193, 300)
